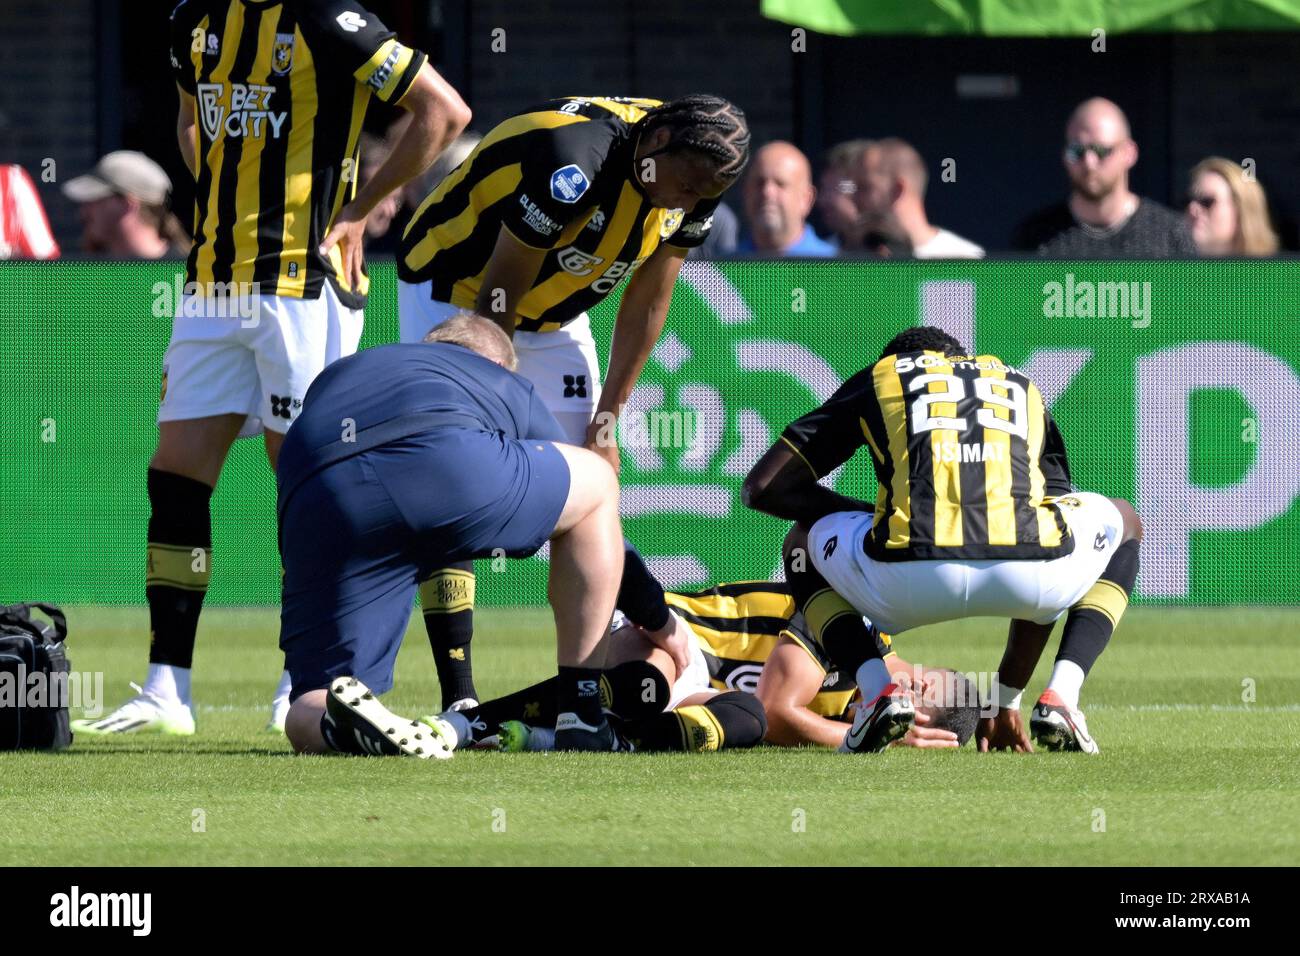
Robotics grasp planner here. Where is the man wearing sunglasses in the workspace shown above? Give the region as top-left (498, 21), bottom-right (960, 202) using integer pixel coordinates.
top-left (1013, 97), bottom-right (1195, 257)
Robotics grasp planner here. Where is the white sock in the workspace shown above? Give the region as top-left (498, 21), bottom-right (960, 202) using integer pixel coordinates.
top-left (440, 710), bottom-right (472, 749)
top-left (854, 658), bottom-right (892, 704)
top-left (271, 669), bottom-right (292, 707)
top-left (1046, 660), bottom-right (1086, 710)
top-left (143, 663), bottom-right (191, 709)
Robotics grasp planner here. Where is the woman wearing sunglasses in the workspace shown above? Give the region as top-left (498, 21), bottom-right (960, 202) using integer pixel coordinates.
top-left (1185, 156), bottom-right (1280, 257)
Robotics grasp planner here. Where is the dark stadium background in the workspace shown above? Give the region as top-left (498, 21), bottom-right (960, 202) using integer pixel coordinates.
top-left (3, 0), bottom-right (1297, 254)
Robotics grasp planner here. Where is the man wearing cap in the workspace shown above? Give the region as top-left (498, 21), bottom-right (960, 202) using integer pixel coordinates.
top-left (62, 150), bottom-right (189, 258)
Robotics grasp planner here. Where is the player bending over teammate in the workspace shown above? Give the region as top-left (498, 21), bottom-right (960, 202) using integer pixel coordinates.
top-left (430, 546), bottom-right (980, 753)
top-left (276, 315), bottom-right (627, 757)
top-left (395, 94), bottom-right (750, 715)
top-left (744, 326), bottom-right (1143, 754)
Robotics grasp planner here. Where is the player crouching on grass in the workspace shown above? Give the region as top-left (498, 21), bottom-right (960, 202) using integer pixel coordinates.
top-left (743, 326), bottom-right (1144, 755)
top-left (276, 314), bottom-right (629, 757)
top-left (429, 545), bottom-right (979, 753)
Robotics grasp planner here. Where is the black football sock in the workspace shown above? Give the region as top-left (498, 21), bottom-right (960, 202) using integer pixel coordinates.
top-left (1057, 539), bottom-right (1140, 676)
top-left (457, 677), bottom-right (559, 744)
top-left (617, 540), bottom-right (670, 631)
top-left (599, 660), bottom-right (670, 718)
top-left (556, 665), bottom-right (606, 731)
top-left (145, 468), bottom-right (213, 669)
top-left (620, 692), bottom-right (768, 752)
top-left (784, 528), bottom-right (879, 675)
top-left (419, 563), bottom-right (479, 708)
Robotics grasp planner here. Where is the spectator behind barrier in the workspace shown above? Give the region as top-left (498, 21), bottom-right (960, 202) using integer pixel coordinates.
top-left (1185, 156), bottom-right (1279, 257)
top-left (817, 138), bottom-right (872, 254)
top-left (1013, 98), bottom-right (1194, 258)
top-left (737, 141), bottom-right (835, 257)
top-left (62, 150), bottom-right (189, 258)
top-left (853, 138), bottom-right (983, 259)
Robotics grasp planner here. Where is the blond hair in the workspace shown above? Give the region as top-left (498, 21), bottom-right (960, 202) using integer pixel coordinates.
top-left (423, 313), bottom-right (517, 370)
top-left (1190, 156), bottom-right (1279, 256)
top-left (873, 138), bottom-right (928, 199)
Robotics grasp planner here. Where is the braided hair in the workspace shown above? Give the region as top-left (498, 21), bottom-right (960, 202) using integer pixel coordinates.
top-left (638, 94), bottom-right (751, 181)
top-left (879, 326), bottom-right (967, 360)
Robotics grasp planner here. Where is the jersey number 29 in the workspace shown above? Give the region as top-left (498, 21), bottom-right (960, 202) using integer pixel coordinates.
top-left (908, 373), bottom-right (1029, 441)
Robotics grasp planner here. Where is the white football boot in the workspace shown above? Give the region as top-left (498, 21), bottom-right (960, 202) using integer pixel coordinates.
top-left (71, 683), bottom-right (196, 736)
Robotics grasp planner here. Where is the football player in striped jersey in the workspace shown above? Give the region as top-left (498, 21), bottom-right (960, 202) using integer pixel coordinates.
top-left (396, 94), bottom-right (750, 717)
top-left (744, 326), bottom-right (1144, 754)
top-left (431, 546), bottom-right (978, 753)
top-left (75, 0), bottom-right (470, 738)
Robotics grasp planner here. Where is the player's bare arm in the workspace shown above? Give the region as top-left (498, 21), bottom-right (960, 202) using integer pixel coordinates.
top-left (322, 63), bottom-right (471, 290)
top-left (756, 637), bottom-right (855, 747)
top-left (585, 242), bottom-right (686, 470)
top-left (474, 226), bottom-right (549, 337)
top-left (175, 86), bottom-right (197, 178)
top-left (742, 440), bottom-right (873, 525)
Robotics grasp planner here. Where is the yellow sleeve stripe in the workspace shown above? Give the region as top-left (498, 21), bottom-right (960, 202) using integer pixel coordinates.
top-left (780, 435), bottom-right (819, 479)
top-left (354, 39), bottom-right (416, 102)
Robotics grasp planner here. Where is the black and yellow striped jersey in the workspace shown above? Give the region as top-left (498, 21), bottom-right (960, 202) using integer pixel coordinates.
top-left (664, 581), bottom-right (891, 719)
top-left (782, 350), bottom-right (1076, 562)
top-left (397, 96), bottom-right (719, 333)
top-left (169, 0), bottom-right (426, 307)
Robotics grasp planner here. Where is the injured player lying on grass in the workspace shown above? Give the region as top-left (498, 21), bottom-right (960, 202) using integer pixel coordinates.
top-left (429, 545), bottom-right (982, 754)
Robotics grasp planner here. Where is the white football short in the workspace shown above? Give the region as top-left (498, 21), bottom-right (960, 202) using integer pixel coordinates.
top-left (807, 492), bottom-right (1124, 635)
top-left (158, 281), bottom-right (363, 437)
top-left (397, 280), bottom-right (601, 445)
top-left (667, 629), bottom-right (712, 710)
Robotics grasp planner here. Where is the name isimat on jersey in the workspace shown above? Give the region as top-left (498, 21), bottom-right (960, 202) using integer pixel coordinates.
top-left (892, 353), bottom-right (1019, 375)
top-left (935, 441), bottom-right (1007, 463)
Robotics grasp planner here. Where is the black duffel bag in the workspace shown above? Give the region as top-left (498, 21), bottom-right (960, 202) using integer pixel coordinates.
top-left (0, 602), bottom-right (73, 750)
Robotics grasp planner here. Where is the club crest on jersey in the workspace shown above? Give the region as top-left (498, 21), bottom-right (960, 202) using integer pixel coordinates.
top-left (659, 208), bottom-right (684, 238)
top-left (550, 164), bottom-right (590, 204)
top-left (272, 33), bottom-right (295, 75)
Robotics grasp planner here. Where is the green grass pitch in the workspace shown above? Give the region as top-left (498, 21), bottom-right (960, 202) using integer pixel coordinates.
top-left (2, 606), bottom-right (1297, 866)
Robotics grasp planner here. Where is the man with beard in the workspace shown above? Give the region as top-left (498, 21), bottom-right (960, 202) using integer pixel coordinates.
top-left (1013, 97), bottom-right (1195, 257)
top-left (738, 141), bottom-right (836, 256)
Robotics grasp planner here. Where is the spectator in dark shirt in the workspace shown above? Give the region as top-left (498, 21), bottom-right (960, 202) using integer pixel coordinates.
top-left (1013, 98), bottom-right (1195, 258)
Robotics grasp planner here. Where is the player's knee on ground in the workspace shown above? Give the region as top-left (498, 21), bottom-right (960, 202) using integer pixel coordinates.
top-left (601, 660), bottom-right (671, 718)
top-left (285, 691), bottom-right (328, 754)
